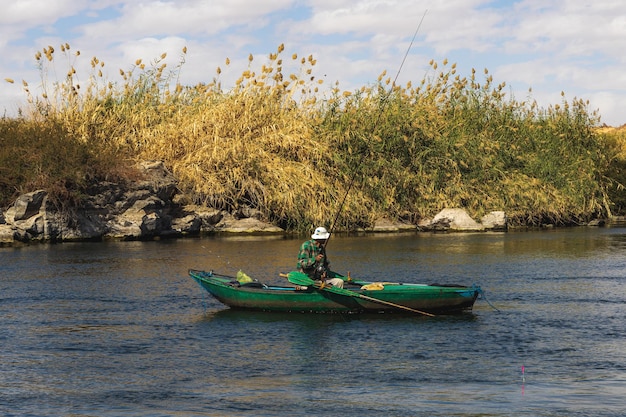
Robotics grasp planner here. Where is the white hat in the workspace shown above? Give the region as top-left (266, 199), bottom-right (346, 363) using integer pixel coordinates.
top-left (311, 226), bottom-right (330, 240)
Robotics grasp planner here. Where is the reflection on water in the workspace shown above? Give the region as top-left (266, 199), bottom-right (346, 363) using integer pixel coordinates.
top-left (1, 227), bottom-right (625, 416)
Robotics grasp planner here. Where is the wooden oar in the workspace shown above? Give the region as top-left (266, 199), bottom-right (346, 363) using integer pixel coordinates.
top-left (287, 272), bottom-right (435, 317)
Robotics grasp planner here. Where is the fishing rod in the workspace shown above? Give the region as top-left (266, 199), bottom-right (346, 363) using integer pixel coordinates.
top-left (324, 9), bottom-right (428, 249)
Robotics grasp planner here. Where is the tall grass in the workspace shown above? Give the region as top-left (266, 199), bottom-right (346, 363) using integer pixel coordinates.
top-left (317, 61), bottom-right (614, 226)
top-left (598, 125), bottom-right (626, 215)
top-left (0, 114), bottom-right (133, 210)
top-left (1, 42), bottom-right (621, 229)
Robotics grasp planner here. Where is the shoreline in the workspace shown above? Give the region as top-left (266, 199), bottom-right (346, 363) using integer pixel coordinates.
top-left (1, 161), bottom-right (620, 247)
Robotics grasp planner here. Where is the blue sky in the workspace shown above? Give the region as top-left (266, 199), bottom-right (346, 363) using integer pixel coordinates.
top-left (2, 0), bottom-right (625, 126)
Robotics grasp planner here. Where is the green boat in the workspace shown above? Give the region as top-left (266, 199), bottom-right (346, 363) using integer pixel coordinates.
top-left (188, 269), bottom-right (481, 315)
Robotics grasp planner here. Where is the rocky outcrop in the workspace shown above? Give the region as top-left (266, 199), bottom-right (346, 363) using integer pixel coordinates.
top-left (1, 190), bottom-right (52, 243)
top-left (0, 161), bottom-right (283, 245)
top-left (367, 209), bottom-right (508, 233)
top-left (0, 161), bottom-right (515, 246)
top-left (419, 208), bottom-right (507, 232)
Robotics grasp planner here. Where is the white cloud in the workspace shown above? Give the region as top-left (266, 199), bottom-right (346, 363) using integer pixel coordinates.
top-left (78, 0), bottom-right (293, 41)
top-left (0, 0), bottom-right (79, 26)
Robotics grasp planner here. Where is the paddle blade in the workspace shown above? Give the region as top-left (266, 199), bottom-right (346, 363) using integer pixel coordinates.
top-left (287, 271), bottom-right (315, 286)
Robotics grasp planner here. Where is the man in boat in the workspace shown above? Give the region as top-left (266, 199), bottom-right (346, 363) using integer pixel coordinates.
top-left (297, 226), bottom-right (344, 288)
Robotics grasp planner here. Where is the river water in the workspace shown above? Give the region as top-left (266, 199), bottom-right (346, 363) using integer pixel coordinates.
top-left (1, 227), bottom-right (625, 416)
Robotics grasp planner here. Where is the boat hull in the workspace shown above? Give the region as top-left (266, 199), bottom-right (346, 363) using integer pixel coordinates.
top-left (189, 269), bottom-right (480, 314)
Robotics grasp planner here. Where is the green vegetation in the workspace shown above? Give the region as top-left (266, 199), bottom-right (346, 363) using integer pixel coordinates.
top-left (1, 43), bottom-right (624, 230)
top-left (599, 126), bottom-right (626, 215)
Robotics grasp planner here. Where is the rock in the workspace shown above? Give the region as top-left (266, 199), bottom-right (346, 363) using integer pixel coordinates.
top-left (0, 155), bottom-right (286, 245)
top-left (216, 213), bottom-right (283, 233)
top-left (2, 190), bottom-right (61, 242)
top-left (136, 160), bottom-right (178, 202)
top-left (481, 211), bottom-right (508, 231)
top-left (197, 208), bottom-right (224, 228)
top-left (5, 190), bottom-right (47, 222)
top-left (107, 197), bottom-right (170, 239)
top-left (84, 181), bottom-right (126, 209)
top-left (233, 205), bottom-right (263, 220)
top-left (171, 214), bottom-right (202, 235)
top-left (0, 224), bottom-right (14, 244)
top-left (168, 205), bottom-right (225, 235)
top-left (21, 214), bottom-right (46, 239)
top-left (140, 212), bottom-right (168, 236)
top-left (429, 208), bottom-right (485, 231)
top-left (424, 216), bottom-right (451, 231)
top-left (60, 211), bottom-right (107, 241)
top-left (420, 209), bottom-right (509, 232)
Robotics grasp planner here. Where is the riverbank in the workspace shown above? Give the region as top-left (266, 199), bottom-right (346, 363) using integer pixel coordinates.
top-left (0, 160), bottom-right (499, 246)
top-left (2, 160), bottom-right (616, 247)
top-left (3, 44), bottom-right (624, 237)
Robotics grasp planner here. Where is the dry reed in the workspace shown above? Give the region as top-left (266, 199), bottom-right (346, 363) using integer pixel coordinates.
top-left (1, 43), bottom-right (622, 229)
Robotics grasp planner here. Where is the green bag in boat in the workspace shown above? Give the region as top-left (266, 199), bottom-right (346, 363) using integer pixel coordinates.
top-left (236, 270), bottom-right (253, 284)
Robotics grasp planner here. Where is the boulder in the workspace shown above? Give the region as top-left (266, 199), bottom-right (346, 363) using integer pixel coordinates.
top-left (224, 206), bottom-right (285, 233)
top-left (171, 214), bottom-right (202, 235)
top-left (59, 211), bottom-right (107, 241)
top-left (5, 190), bottom-right (47, 222)
top-left (197, 207), bottom-right (224, 229)
top-left (16, 214), bottom-right (46, 241)
top-left (428, 208), bottom-right (485, 231)
top-left (215, 213), bottom-right (283, 233)
top-left (0, 224), bottom-right (14, 244)
top-left (481, 211), bottom-right (508, 231)
top-left (107, 197), bottom-right (171, 239)
top-left (2, 190), bottom-right (62, 242)
top-left (177, 205), bottom-right (224, 233)
top-left (419, 209), bottom-right (509, 232)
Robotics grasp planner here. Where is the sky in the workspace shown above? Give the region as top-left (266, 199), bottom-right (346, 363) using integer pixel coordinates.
top-left (1, 0), bottom-right (625, 126)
